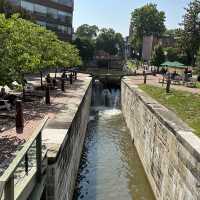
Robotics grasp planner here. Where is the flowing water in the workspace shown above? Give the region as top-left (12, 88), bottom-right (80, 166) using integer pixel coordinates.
top-left (73, 84), bottom-right (155, 200)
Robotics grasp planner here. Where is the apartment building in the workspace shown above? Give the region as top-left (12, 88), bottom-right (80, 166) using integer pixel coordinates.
top-left (9, 0), bottom-right (74, 41)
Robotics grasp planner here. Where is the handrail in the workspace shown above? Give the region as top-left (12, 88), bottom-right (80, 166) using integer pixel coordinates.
top-left (0, 116), bottom-right (48, 200)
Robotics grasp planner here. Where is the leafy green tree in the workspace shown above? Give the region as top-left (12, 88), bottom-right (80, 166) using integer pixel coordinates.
top-left (151, 45), bottom-right (165, 71)
top-left (177, 0), bottom-right (200, 67)
top-left (96, 28), bottom-right (124, 56)
top-left (73, 37), bottom-right (95, 63)
top-left (130, 3), bottom-right (166, 55)
top-left (0, 14), bottom-right (81, 89)
top-left (196, 48), bottom-right (200, 79)
top-left (76, 24), bottom-right (99, 40)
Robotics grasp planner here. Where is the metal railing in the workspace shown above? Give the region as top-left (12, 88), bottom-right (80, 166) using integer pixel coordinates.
top-left (0, 117), bottom-right (48, 200)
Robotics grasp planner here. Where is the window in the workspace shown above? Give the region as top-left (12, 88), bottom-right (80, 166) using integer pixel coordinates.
top-left (34, 4), bottom-right (47, 15)
top-left (21, 1), bottom-right (34, 12)
top-left (47, 7), bottom-right (58, 19)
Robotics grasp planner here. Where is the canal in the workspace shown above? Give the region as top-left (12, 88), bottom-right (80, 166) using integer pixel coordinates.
top-left (73, 85), bottom-right (155, 200)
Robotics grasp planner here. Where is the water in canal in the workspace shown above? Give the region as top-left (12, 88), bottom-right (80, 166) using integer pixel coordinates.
top-left (73, 84), bottom-right (155, 200)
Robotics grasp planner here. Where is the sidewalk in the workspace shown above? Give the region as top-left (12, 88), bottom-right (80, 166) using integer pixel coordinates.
top-left (0, 73), bottom-right (91, 176)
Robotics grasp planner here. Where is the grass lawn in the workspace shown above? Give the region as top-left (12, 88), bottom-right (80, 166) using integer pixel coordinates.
top-left (139, 84), bottom-right (200, 137)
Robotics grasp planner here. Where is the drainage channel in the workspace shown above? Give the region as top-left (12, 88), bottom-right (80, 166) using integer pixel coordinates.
top-left (73, 84), bottom-right (155, 200)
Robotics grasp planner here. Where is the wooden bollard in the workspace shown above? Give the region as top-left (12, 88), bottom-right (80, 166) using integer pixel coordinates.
top-left (45, 85), bottom-right (50, 104)
top-left (16, 100), bottom-right (24, 133)
top-left (166, 78), bottom-right (171, 93)
top-left (61, 78), bottom-right (65, 92)
top-left (75, 72), bottom-right (77, 80)
top-left (70, 73), bottom-right (73, 84)
top-left (143, 71), bottom-right (147, 84)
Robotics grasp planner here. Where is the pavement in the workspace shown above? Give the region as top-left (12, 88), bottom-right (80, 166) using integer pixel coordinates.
top-left (0, 73), bottom-right (91, 176)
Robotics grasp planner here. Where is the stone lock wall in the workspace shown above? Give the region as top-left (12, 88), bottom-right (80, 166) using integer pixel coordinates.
top-left (44, 79), bottom-right (92, 200)
top-left (121, 78), bottom-right (200, 200)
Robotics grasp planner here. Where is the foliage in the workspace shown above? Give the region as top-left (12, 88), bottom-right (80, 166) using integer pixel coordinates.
top-left (0, 14), bottom-right (81, 86)
top-left (76, 24), bottom-right (99, 40)
top-left (177, 0), bottom-right (200, 66)
top-left (196, 48), bottom-right (200, 77)
top-left (140, 84), bottom-right (200, 137)
top-left (96, 28), bottom-right (124, 56)
top-left (130, 3), bottom-right (166, 54)
top-left (151, 45), bottom-right (165, 68)
top-left (73, 37), bottom-right (95, 62)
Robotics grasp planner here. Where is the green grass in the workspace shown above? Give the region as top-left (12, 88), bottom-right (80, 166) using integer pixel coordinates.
top-left (139, 84), bottom-right (200, 137)
top-left (196, 82), bottom-right (200, 88)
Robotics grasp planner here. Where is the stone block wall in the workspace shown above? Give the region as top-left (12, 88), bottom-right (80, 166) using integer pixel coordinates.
top-left (121, 78), bottom-right (200, 200)
top-left (45, 80), bottom-right (92, 200)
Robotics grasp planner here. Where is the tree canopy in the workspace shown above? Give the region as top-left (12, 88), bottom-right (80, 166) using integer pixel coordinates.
top-left (76, 24), bottom-right (99, 40)
top-left (0, 14), bottom-right (81, 86)
top-left (151, 45), bottom-right (165, 68)
top-left (96, 28), bottom-right (124, 56)
top-left (177, 0), bottom-right (200, 66)
top-left (130, 3), bottom-right (166, 54)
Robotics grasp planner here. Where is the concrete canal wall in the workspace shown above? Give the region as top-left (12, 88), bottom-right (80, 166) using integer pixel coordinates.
top-left (121, 77), bottom-right (200, 200)
top-left (42, 74), bottom-right (92, 200)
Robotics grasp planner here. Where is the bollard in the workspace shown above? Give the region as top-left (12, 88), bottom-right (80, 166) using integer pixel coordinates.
top-left (61, 78), bottom-right (65, 92)
top-left (70, 73), bottom-right (73, 84)
top-left (166, 78), bottom-right (171, 93)
top-left (16, 100), bottom-right (24, 133)
top-left (143, 71), bottom-right (147, 84)
top-left (75, 72), bottom-right (77, 80)
top-left (45, 85), bottom-right (50, 104)
top-left (53, 78), bottom-right (56, 87)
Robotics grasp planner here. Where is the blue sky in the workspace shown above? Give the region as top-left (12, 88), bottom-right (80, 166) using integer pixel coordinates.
top-left (73, 0), bottom-right (190, 36)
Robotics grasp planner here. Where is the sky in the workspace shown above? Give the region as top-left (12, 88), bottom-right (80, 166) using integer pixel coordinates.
top-left (73, 0), bottom-right (191, 36)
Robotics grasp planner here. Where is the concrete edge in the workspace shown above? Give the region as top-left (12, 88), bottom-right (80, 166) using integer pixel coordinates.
top-left (45, 79), bottom-right (93, 164)
top-left (122, 77), bottom-right (200, 161)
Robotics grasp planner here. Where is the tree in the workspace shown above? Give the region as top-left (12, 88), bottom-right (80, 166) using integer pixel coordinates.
top-left (151, 45), bottom-right (165, 71)
top-left (177, 0), bottom-right (200, 67)
top-left (130, 3), bottom-right (166, 56)
top-left (76, 24), bottom-right (99, 40)
top-left (196, 48), bottom-right (200, 80)
top-left (96, 28), bottom-right (124, 56)
top-left (0, 14), bottom-right (81, 89)
top-left (73, 37), bottom-right (95, 63)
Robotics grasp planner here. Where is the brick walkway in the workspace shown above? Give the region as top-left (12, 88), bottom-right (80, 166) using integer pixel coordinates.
top-left (0, 73), bottom-right (91, 175)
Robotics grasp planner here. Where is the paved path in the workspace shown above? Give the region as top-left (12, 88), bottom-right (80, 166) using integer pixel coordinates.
top-left (0, 73), bottom-right (91, 176)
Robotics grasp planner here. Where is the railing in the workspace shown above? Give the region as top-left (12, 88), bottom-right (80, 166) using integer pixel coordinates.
top-left (0, 117), bottom-right (48, 200)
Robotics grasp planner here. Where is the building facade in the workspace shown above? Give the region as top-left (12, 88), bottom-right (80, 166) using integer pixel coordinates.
top-left (9, 0), bottom-right (74, 41)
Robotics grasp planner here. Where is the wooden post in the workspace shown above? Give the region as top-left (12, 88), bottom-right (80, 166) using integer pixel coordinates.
top-left (16, 100), bottom-right (24, 133)
top-left (5, 175), bottom-right (14, 200)
top-left (36, 131), bottom-right (42, 182)
top-left (166, 77), bottom-right (171, 93)
top-left (70, 73), bottom-right (73, 85)
top-left (25, 153), bottom-right (29, 175)
top-left (61, 78), bottom-right (65, 92)
top-left (45, 86), bottom-right (50, 105)
top-left (143, 71), bottom-right (147, 84)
